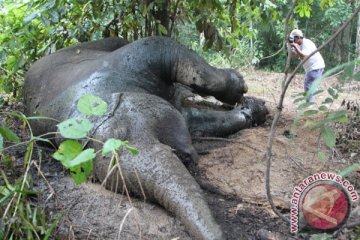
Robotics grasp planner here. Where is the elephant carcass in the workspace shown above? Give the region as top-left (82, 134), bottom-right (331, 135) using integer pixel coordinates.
top-left (23, 36), bottom-right (268, 240)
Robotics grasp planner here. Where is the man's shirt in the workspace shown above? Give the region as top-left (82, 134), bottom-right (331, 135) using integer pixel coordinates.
top-left (299, 38), bottom-right (325, 73)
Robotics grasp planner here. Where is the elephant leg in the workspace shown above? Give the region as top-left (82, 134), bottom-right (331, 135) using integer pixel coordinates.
top-left (182, 96), bottom-right (268, 137)
top-left (90, 93), bottom-right (223, 239)
top-left (95, 143), bottom-right (224, 240)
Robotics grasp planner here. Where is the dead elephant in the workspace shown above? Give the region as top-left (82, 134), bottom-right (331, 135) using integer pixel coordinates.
top-left (23, 36), bottom-right (268, 240)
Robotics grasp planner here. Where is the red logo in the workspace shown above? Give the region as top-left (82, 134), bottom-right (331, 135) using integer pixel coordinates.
top-left (301, 182), bottom-right (350, 230)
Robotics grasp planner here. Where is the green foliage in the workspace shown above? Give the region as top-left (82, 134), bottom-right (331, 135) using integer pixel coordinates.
top-left (1, 94), bottom-right (138, 238)
top-left (177, 21), bottom-right (262, 68)
top-left (0, 125), bottom-right (20, 144)
top-left (257, 0), bottom-right (358, 71)
top-left (0, 0), bottom-right (357, 95)
top-left (0, 0), bottom-right (74, 97)
top-left (294, 0), bottom-right (334, 18)
top-left (102, 138), bottom-right (139, 156)
top-left (294, 60), bottom-right (359, 160)
top-left (77, 93), bottom-right (108, 116)
top-left (0, 171), bottom-right (61, 240)
top-left (52, 140), bottom-right (94, 184)
top-left (103, 138), bottom-right (126, 156)
top-left (298, 0), bottom-right (356, 69)
top-left (0, 0), bottom-right (283, 97)
top-left (51, 94), bottom-right (138, 185)
top-left (57, 118), bottom-right (93, 139)
top-left (295, 0), bottom-right (314, 18)
top-left (0, 111), bottom-right (61, 239)
top-left (320, 125), bottom-right (336, 148)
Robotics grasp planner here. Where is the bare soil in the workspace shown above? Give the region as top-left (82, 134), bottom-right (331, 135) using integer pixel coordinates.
top-left (1, 70), bottom-right (360, 240)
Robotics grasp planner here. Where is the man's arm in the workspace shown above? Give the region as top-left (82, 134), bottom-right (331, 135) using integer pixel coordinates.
top-left (290, 43), bottom-right (306, 59)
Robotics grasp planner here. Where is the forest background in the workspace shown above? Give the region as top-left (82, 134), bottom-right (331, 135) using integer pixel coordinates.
top-left (0, 0), bottom-right (359, 99)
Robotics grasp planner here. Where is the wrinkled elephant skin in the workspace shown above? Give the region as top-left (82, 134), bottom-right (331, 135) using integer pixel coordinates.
top-left (24, 36), bottom-right (268, 240)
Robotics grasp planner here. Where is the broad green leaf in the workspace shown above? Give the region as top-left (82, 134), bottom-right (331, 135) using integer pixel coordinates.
top-left (102, 139), bottom-right (139, 156)
top-left (77, 94), bottom-right (108, 116)
top-left (63, 149), bottom-right (96, 168)
top-left (293, 97), bottom-right (304, 104)
top-left (52, 140), bottom-right (83, 164)
top-left (41, 16), bottom-right (50, 28)
top-left (322, 98), bottom-right (333, 104)
top-left (0, 125), bottom-right (20, 143)
top-left (326, 111), bottom-right (348, 123)
top-left (24, 11), bottom-right (40, 23)
top-left (304, 110), bottom-right (318, 116)
top-left (306, 110), bottom-right (348, 130)
top-left (320, 0), bottom-right (326, 10)
top-left (317, 151), bottom-right (327, 162)
top-left (57, 118), bottom-right (93, 139)
top-left (102, 138), bottom-right (124, 156)
top-left (327, 87), bottom-right (338, 99)
top-left (48, 10), bottom-right (59, 22)
top-left (70, 160), bottom-right (93, 184)
top-left (321, 126), bottom-right (336, 148)
top-left (40, 0), bottom-right (56, 11)
top-left (319, 105), bottom-right (328, 111)
top-left (298, 102), bottom-right (314, 110)
top-left (53, 141), bottom-right (94, 184)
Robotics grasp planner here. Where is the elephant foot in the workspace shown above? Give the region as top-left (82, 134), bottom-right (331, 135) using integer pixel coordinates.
top-left (237, 96), bottom-right (268, 126)
top-left (183, 96), bottom-right (268, 137)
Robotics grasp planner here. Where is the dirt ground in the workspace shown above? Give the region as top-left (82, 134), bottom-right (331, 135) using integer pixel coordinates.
top-left (2, 70), bottom-right (360, 239)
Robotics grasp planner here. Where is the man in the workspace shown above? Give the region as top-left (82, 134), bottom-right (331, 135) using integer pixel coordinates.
top-left (289, 29), bottom-right (325, 102)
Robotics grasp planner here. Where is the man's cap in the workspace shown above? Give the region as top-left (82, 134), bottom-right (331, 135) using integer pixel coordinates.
top-left (290, 29), bottom-right (304, 38)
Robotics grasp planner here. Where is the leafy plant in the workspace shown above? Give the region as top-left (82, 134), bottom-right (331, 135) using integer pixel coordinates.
top-left (0, 111), bottom-right (60, 239)
top-left (50, 93), bottom-right (138, 185)
top-left (0, 171), bottom-right (61, 240)
top-left (0, 93), bottom-right (138, 238)
top-left (292, 60), bottom-right (360, 161)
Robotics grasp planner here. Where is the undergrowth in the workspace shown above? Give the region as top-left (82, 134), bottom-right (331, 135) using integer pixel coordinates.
top-left (0, 93), bottom-right (137, 239)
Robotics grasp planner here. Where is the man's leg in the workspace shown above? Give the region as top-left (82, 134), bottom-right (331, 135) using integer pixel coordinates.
top-left (304, 68), bottom-right (324, 103)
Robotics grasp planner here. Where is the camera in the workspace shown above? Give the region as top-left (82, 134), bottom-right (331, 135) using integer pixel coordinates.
top-left (288, 36), bottom-right (294, 43)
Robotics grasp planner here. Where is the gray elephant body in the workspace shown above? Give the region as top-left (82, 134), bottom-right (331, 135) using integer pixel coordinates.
top-left (24, 36), bottom-right (267, 240)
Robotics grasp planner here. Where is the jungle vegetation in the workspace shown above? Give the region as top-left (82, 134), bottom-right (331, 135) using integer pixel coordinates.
top-left (0, 0), bottom-right (359, 98)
